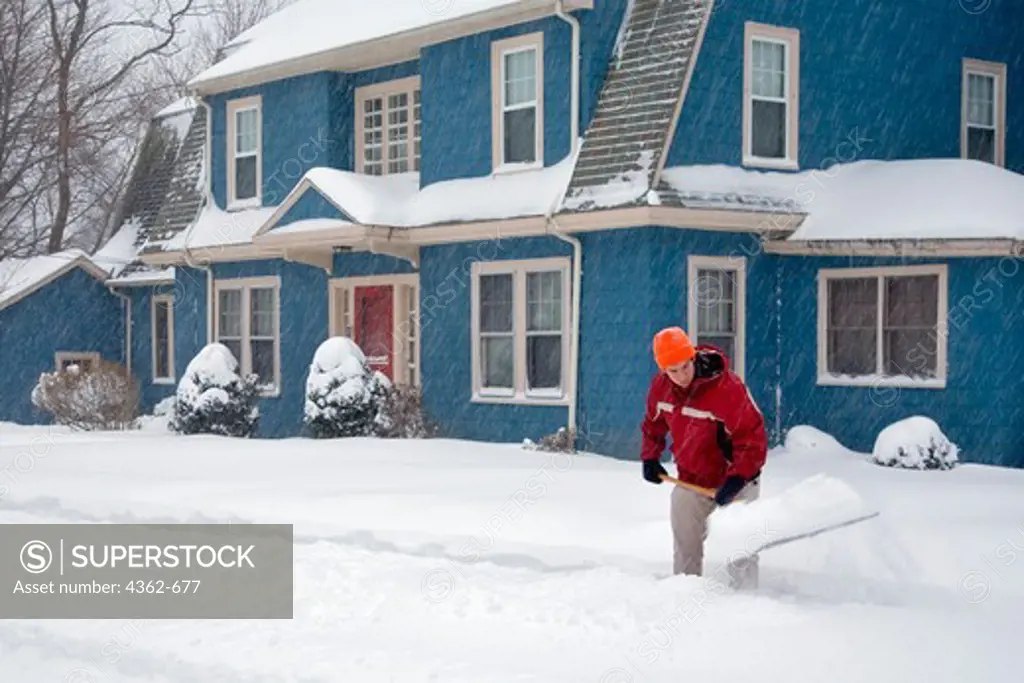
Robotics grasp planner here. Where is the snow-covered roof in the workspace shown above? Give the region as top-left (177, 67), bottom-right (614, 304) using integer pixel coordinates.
top-left (660, 159), bottom-right (1024, 242)
top-left (0, 250), bottom-right (110, 311)
top-left (258, 158), bottom-right (575, 238)
top-left (189, 0), bottom-right (564, 92)
top-left (166, 203), bottom-right (278, 251)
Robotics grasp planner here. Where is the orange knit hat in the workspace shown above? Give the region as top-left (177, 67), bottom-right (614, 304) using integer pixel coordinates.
top-left (653, 327), bottom-right (696, 370)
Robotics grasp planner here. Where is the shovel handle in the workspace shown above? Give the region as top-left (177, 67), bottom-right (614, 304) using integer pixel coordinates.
top-left (660, 474), bottom-right (717, 499)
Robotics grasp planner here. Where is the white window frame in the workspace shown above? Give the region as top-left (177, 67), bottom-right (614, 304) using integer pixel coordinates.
top-left (743, 22), bottom-right (800, 170)
top-left (213, 276), bottom-right (281, 396)
top-left (491, 32), bottom-right (545, 173)
top-left (962, 58), bottom-right (1006, 167)
top-left (817, 264), bottom-right (948, 389)
top-left (55, 351), bottom-right (101, 373)
top-left (687, 256), bottom-right (746, 379)
top-left (354, 76), bottom-right (422, 176)
top-left (151, 294), bottom-right (175, 384)
top-left (226, 96), bottom-right (262, 209)
top-left (471, 257), bottom-right (571, 405)
top-left (328, 274), bottom-right (421, 387)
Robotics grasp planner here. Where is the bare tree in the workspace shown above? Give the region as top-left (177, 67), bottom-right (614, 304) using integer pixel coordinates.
top-left (0, 0), bottom-right (56, 259)
top-left (44, 0), bottom-right (197, 253)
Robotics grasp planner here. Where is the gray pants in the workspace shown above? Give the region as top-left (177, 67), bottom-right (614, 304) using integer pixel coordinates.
top-left (670, 479), bottom-right (760, 589)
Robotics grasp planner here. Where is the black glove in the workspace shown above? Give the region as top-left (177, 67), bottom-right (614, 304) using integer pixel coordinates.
top-left (643, 459), bottom-right (668, 484)
top-left (714, 475), bottom-right (747, 506)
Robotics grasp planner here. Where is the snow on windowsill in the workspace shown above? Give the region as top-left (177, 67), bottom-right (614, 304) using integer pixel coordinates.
top-left (152, 378), bottom-right (176, 386)
top-left (742, 155), bottom-right (799, 172)
top-left (472, 391), bottom-right (569, 407)
top-left (491, 161), bottom-right (544, 176)
top-left (228, 198), bottom-right (263, 212)
top-left (816, 373), bottom-right (946, 390)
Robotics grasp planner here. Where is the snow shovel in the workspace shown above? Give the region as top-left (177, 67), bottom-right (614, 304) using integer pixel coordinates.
top-left (660, 473), bottom-right (880, 557)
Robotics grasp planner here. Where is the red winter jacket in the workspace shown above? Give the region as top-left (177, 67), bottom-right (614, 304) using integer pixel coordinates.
top-left (640, 346), bottom-right (767, 490)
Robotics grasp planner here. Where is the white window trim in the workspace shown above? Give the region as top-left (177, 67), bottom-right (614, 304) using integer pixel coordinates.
top-left (327, 274), bottom-right (421, 387)
top-left (816, 264), bottom-right (948, 389)
top-left (55, 351), bottom-right (101, 372)
top-left (743, 22), bottom-right (800, 170)
top-left (471, 257), bottom-right (571, 405)
top-left (226, 95), bottom-right (263, 210)
top-left (491, 32), bottom-right (545, 174)
top-left (151, 294), bottom-right (175, 384)
top-left (962, 58), bottom-right (1006, 167)
top-left (354, 76), bottom-right (422, 176)
top-left (687, 255), bottom-right (746, 380)
top-left (213, 276), bottom-right (281, 397)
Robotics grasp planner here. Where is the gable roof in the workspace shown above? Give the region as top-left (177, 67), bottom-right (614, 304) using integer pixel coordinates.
top-left (561, 0), bottom-right (713, 212)
top-left (189, 0), bottom-right (593, 94)
top-left (99, 98), bottom-right (205, 284)
top-left (0, 250), bottom-right (110, 312)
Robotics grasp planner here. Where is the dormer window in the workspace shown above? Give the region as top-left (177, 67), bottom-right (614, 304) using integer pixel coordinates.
top-left (355, 76), bottom-right (421, 175)
top-left (743, 22), bottom-right (799, 170)
top-left (492, 33), bottom-right (544, 171)
top-left (227, 96), bottom-right (262, 208)
top-left (962, 59), bottom-right (1006, 166)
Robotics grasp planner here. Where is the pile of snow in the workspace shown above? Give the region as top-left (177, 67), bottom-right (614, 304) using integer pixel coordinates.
top-left (262, 158), bottom-right (575, 239)
top-left (170, 343), bottom-right (259, 437)
top-left (191, 0), bottom-right (528, 87)
top-left (660, 158), bottom-right (1024, 241)
top-left (871, 416), bottom-right (959, 470)
top-left (706, 473), bottom-right (874, 563)
top-left (304, 337), bottom-right (391, 438)
top-left (0, 250), bottom-right (107, 310)
top-left (783, 425), bottom-right (854, 457)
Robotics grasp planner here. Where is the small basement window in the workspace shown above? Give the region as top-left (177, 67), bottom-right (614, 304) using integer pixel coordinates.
top-left (55, 351), bottom-right (101, 373)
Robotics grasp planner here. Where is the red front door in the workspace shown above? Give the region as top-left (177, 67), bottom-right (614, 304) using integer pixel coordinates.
top-left (354, 285), bottom-right (394, 380)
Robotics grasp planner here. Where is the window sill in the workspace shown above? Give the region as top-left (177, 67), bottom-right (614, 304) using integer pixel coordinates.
top-left (152, 378), bottom-right (176, 386)
top-left (492, 161), bottom-right (544, 176)
top-left (227, 198), bottom-right (262, 211)
top-left (472, 392), bottom-right (570, 407)
top-left (258, 386), bottom-right (281, 399)
top-left (742, 156), bottom-right (799, 171)
top-left (816, 374), bottom-right (946, 390)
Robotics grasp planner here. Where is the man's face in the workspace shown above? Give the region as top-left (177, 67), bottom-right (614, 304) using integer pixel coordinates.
top-left (664, 359), bottom-right (695, 388)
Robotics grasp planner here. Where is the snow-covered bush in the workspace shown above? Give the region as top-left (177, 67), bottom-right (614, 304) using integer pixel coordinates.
top-left (31, 359), bottom-right (140, 431)
top-left (304, 337), bottom-right (391, 438)
top-left (871, 416), bottom-right (959, 470)
top-left (523, 427), bottom-right (576, 453)
top-left (170, 343), bottom-right (259, 437)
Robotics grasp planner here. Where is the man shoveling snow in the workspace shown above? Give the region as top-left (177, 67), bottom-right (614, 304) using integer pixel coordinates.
top-left (640, 326), bottom-right (768, 588)
top-left (640, 327), bottom-right (880, 590)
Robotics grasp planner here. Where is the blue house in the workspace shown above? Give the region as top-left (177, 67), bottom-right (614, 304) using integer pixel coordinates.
top-left (5, 0), bottom-right (1024, 468)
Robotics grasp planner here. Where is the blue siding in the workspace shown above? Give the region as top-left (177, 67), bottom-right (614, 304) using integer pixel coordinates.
top-left (575, 227), bottom-right (779, 458)
top-left (171, 266), bottom-right (210, 394)
top-left (666, 0), bottom-right (1024, 172)
top-left (420, 17), bottom-right (574, 186)
top-left (209, 260), bottom-right (328, 437)
top-left (419, 237), bottom-right (573, 441)
top-left (777, 254), bottom-right (1024, 468)
top-left (0, 268), bottom-right (123, 424)
top-left (332, 251), bottom-right (416, 277)
top-left (276, 191), bottom-right (349, 228)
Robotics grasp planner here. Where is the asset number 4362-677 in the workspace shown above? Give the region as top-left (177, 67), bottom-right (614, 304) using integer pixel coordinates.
top-left (125, 580), bottom-right (201, 594)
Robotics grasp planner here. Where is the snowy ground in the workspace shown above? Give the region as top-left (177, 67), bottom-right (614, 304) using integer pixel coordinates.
top-left (0, 421), bottom-right (1021, 682)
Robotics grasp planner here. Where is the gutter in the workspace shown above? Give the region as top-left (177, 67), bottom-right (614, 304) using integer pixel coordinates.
top-left (545, 0), bottom-right (582, 441)
top-left (180, 93), bottom-right (215, 345)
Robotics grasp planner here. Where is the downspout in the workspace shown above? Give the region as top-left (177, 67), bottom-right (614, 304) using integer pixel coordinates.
top-left (551, 0), bottom-right (582, 438)
top-left (111, 288), bottom-right (132, 376)
top-left (182, 92), bottom-right (215, 346)
top-left (555, 0), bottom-right (580, 152)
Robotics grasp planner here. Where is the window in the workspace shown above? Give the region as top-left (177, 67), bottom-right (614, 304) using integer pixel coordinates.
top-left (491, 33), bottom-right (544, 170)
top-left (687, 256), bottom-right (746, 378)
top-left (355, 77), bottom-right (422, 176)
top-left (214, 277), bottom-right (280, 394)
top-left (152, 295), bottom-right (175, 383)
top-left (55, 352), bottom-right (100, 373)
top-left (227, 96), bottom-right (262, 207)
top-left (744, 22), bottom-right (799, 169)
top-left (962, 59), bottom-right (1006, 166)
top-left (471, 258), bottom-right (570, 403)
top-left (817, 265), bottom-right (948, 387)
